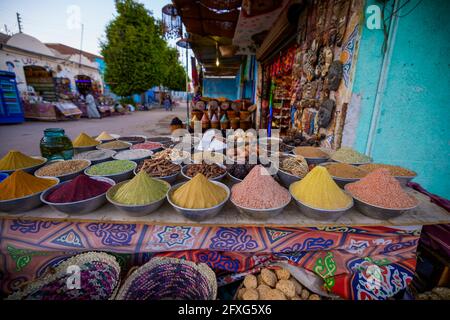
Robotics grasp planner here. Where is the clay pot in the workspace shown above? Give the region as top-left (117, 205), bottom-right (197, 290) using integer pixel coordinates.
top-left (239, 111), bottom-right (250, 121)
top-left (191, 110), bottom-right (203, 120)
top-left (230, 118), bottom-right (240, 130)
top-left (220, 121), bottom-right (229, 130)
top-left (227, 110), bottom-right (237, 119)
top-left (211, 122), bottom-right (220, 129)
top-left (240, 120), bottom-right (252, 130)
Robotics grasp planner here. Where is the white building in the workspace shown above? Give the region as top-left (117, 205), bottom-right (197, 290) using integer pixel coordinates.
top-left (0, 32), bottom-right (104, 100)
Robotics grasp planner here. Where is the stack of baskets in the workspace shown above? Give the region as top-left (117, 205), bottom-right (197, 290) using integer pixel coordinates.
top-left (6, 254), bottom-right (217, 301)
top-left (116, 257), bottom-right (217, 300)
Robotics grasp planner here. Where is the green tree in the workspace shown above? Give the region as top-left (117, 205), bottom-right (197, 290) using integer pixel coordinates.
top-left (161, 47), bottom-right (187, 91)
top-left (100, 0), bottom-right (168, 96)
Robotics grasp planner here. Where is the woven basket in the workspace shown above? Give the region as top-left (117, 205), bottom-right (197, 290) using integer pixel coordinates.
top-left (7, 252), bottom-right (121, 300)
top-left (115, 257), bottom-right (217, 300)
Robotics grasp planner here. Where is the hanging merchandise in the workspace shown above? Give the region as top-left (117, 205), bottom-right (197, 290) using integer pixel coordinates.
top-left (318, 99), bottom-right (335, 128)
top-left (328, 61), bottom-right (344, 91)
top-left (256, 0), bottom-right (364, 148)
top-left (161, 4), bottom-right (182, 39)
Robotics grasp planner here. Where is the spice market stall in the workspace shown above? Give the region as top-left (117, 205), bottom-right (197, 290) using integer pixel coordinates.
top-left (0, 136), bottom-right (449, 300)
top-left (1, 0), bottom-right (449, 302)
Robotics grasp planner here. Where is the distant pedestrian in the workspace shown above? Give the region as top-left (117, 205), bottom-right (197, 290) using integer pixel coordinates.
top-left (86, 92), bottom-right (101, 119)
top-left (163, 95), bottom-right (172, 111)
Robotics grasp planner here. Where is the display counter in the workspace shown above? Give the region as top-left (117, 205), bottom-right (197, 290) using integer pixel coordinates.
top-left (1, 186), bottom-right (448, 299)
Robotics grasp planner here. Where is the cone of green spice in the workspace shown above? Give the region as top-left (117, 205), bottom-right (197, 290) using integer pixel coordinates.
top-left (112, 171), bottom-right (169, 205)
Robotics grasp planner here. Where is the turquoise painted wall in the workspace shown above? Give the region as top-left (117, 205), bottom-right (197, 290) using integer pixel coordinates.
top-left (203, 77), bottom-right (238, 100)
top-left (352, 0), bottom-right (450, 198)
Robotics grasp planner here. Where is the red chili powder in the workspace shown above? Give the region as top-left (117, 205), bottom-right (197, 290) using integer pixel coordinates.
top-left (346, 168), bottom-right (418, 208)
top-left (46, 174), bottom-right (112, 203)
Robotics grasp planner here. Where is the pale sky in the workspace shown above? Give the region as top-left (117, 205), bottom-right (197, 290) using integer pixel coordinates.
top-left (0, 0), bottom-right (191, 65)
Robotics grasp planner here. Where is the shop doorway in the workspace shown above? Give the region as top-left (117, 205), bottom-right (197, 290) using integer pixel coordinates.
top-left (23, 65), bottom-right (57, 101)
top-left (75, 75), bottom-right (93, 96)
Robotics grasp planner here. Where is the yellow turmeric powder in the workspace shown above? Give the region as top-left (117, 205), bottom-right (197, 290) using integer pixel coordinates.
top-left (171, 173), bottom-right (227, 209)
top-left (73, 132), bottom-right (100, 147)
top-left (0, 150), bottom-right (44, 170)
top-left (0, 170), bottom-right (57, 200)
top-left (96, 131), bottom-right (114, 141)
top-left (290, 166), bottom-right (351, 210)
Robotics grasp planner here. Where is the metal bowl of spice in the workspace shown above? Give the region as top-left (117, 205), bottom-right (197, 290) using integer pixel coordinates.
top-left (182, 162), bottom-right (227, 181)
top-left (134, 158), bottom-right (181, 183)
top-left (0, 156), bottom-right (48, 175)
top-left (147, 135), bottom-right (175, 149)
top-left (347, 191), bottom-right (418, 220)
top-left (230, 197), bottom-right (290, 220)
top-left (131, 141), bottom-right (164, 153)
top-left (73, 149), bottom-right (117, 165)
top-left (359, 163), bottom-right (417, 187)
top-left (226, 163), bottom-right (276, 184)
top-left (0, 176), bottom-right (59, 213)
top-left (106, 178), bottom-right (170, 217)
top-left (290, 184), bottom-right (354, 220)
top-left (293, 147), bottom-right (330, 165)
top-left (275, 155), bottom-right (309, 188)
top-left (85, 160), bottom-right (137, 183)
top-left (167, 181), bottom-right (230, 222)
top-left (73, 144), bottom-right (99, 154)
top-left (346, 188), bottom-right (419, 220)
top-left (41, 176), bottom-right (115, 215)
top-left (35, 159), bottom-right (91, 182)
top-left (113, 149), bottom-right (153, 163)
top-left (320, 162), bottom-right (368, 188)
top-left (118, 135), bottom-right (147, 145)
top-left (97, 140), bottom-right (132, 152)
top-left (344, 169), bottom-right (420, 220)
top-left (330, 147), bottom-right (372, 166)
top-left (153, 148), bottom-right (191, 166)
top-left (95, 132), bottom-right (120, 143)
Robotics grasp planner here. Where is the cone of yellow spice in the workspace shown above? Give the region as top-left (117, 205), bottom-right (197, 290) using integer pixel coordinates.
top-left (290, 166), bottom-right (351, 210)
top-left (0, 150), bottom-right (45, 171)
top-left (96, 131), bottom-right (115, 141)
top-left (171, 173), bottom-right (227, 209)
top-left (0, 170), bottom-right (57, 200)
top-left (112, 171), bottom-right (169, 205)
top-left (73, 132), bottom-right (100, 147)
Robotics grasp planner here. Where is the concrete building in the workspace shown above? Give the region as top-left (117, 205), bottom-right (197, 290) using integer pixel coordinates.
top-left (0, 32), bottom-right (104, 99)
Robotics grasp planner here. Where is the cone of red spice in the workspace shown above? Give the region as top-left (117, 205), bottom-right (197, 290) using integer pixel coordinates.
top-left (46, 174), bottom-right (112, 203)
top-left (346, 168), bottom-right (418, 209)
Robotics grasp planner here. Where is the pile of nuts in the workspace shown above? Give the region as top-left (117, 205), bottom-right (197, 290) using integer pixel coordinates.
top-left (236, 267), bottom-right (322, 301)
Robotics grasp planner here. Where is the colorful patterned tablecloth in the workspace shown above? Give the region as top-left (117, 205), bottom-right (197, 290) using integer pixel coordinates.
top-left (0, 218), bottom-right (421, 300)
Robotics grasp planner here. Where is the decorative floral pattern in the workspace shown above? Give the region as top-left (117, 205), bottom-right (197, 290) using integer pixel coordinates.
top-left (51, 230), bottom-right (84, 248)
top-left (209, 228), bottom-right (258, 251)
top-left (7, 245), bottom-right (49, 272)
top-left (156, 226), bottom-right (192, 248)
top-left (313, 252), bottom-right (337, 291)
top-left (265, 228), bottom-right (293, 243)
top-left (10, 220), bottom-right (60, 234)
top-left (380, 240), bottom-right (419, 254)
top-left (282, 237), bottom-right (335, 252)
top-left (197, 251), bottom-right (240, 272)
top-left (349, 259), bottom-right (413, 300)
top-left (86, 223), bottom-right (136, 246)
top-left (1, 219), bottom-right (421, 300)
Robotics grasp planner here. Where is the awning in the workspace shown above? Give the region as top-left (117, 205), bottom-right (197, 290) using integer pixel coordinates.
top-left (172, 0), bottom-right (243, 77)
